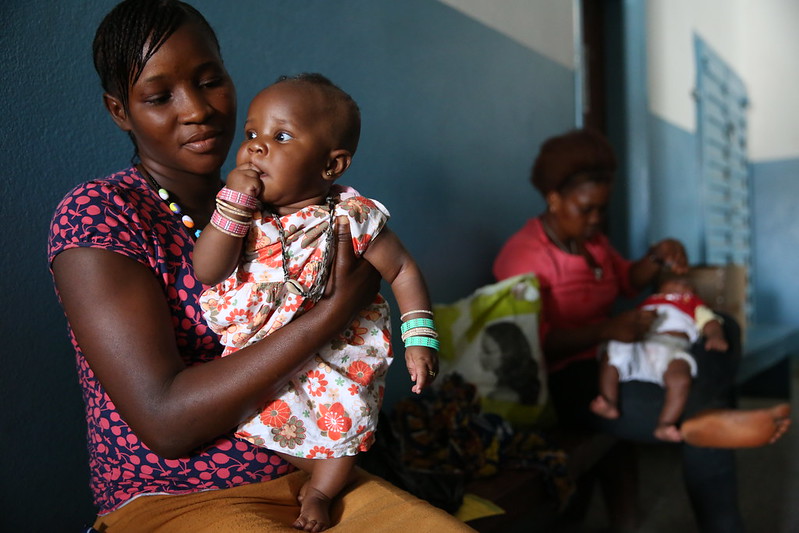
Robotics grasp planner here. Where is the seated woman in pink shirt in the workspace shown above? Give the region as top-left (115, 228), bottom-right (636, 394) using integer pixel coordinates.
top-left (493, 128), bottom-right (789, 532)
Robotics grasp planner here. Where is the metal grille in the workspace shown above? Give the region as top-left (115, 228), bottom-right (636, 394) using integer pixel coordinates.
top-left (694, 36), bottom-right (752, 319)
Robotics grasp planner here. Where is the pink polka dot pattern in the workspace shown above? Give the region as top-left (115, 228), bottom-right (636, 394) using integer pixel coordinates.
top-left (48, 167), bottom-right (291, 515)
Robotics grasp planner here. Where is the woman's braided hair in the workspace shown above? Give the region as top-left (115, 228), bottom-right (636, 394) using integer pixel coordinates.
top-left (92, 0), bottom-right (220, 110)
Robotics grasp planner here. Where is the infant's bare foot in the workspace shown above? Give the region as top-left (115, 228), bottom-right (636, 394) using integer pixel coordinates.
top-left (293, 485), bottom-right (333, 532)
top-left (590, 395), bottom-right (620, 419)
top-left (681, 403), bottom-right (791, 448)
top-left (654, 423), bottom-right (683, 442)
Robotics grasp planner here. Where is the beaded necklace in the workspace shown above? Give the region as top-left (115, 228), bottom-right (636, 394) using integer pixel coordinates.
top-left (267, 196), bottom-right (337, 302)
top-left (139, 166), bottom-right (202, 238)
top-left (540, 215), bottom-right (603, 280)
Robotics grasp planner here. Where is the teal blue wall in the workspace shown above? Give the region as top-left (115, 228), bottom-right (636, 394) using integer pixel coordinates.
top-left (647, 115), bottom-right (703, 261)
top-left (1, 1), bottom-right (574, 527)
top-left (751, 158), bottom-right (799, 325)
top-left (647, 116), bottom-right (799, 328)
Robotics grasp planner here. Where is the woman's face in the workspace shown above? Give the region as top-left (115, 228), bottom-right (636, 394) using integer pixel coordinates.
top-left (108, 21), bottom-right (236, 180)
top-left (548, 181), bottom-right (611, 241)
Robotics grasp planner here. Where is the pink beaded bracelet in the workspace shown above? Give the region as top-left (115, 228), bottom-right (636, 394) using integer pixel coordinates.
top-left (217, 187), bottom-right (259, 211)
top-left (210, 210), bottom-right (250, 237)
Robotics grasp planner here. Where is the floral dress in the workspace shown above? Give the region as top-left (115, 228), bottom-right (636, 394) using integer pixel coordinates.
top-left (200, 187), bottom-right (393, 458)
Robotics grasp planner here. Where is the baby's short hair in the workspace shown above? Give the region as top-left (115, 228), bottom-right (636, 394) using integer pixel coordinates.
top-left (275, 73), bottom-right (361, 155)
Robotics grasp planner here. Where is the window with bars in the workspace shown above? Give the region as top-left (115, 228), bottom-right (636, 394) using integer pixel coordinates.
top-left (693, 35), bottom-right (752, 319)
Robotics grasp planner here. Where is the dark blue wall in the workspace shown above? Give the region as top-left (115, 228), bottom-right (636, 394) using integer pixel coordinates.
top-left (0, 1), bottom-right (574, 528)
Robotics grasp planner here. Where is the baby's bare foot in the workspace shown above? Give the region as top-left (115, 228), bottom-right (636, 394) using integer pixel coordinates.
top-left (654, 423), bottom-right (683, 442)
top-left (590, 395), bottom-right (620, 419)
top-left (681, 403), bottom-right (791, 448)
top-left (293, 485), bottom-right (333, 532)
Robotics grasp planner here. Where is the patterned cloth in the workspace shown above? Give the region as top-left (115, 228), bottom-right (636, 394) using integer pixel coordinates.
top-left (48, 167), bottom-right (292, 515)
top-left (391, 373), bottom-right (572, 510)
top-left (200, 188), bottom-right (393, 458)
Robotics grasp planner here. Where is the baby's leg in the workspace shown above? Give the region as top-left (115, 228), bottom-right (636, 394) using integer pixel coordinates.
top-left (655, 359), bottom-right (692, 442)
top-left (590, 353), bottom-right (621, 419)
top-left (278, 452), bottom-right (358, 532)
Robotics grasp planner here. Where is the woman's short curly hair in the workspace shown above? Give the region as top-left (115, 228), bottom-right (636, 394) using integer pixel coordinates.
top-left (530, 128), bottom-right (617, 195)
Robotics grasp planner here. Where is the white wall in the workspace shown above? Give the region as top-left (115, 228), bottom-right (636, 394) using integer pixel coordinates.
top-left (740, 0), bottom-right (799, 161)
top-left (647, 0), bottom-right (744, 133)
top-left (647, 0), bottom-right (799, 161)
top-left (436, 0), bottom-right (576, 69)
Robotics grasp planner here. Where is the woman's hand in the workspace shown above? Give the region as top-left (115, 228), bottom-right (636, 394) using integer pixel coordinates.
top-left (601, 308), bottom-right (658, 343)
top-left (315, 216), bottom-right (381, 330)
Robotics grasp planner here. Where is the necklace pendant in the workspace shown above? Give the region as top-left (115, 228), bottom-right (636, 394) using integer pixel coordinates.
top-left (284, 279), bottom-right (304, 295)
top-left (594, 267), bottom-right (603, 280)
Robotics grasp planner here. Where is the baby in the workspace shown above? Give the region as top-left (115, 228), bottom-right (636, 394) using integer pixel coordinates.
top-left (194, 73), bottom-right (439, 531)
top-left (590, 274), bottom-right (728, 441)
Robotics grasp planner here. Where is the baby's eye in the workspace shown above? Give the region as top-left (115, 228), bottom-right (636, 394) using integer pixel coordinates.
top-left (245, 130), bottom-right (257, 140)
top-left (275, 131), bottom-right (294, 142)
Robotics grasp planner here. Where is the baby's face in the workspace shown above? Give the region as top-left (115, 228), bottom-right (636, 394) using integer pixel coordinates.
top-left (659, 278), bottom-right (694, 295)
top-left (235, 82), bottom-right (336, 207)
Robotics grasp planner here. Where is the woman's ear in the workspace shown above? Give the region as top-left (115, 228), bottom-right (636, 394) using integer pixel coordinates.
top-left (546, 191), bottom-right (561, 213)
top-left (324, 149), bottom-right (352, 181)
top-left (103, 93), bottom-right (132, 132)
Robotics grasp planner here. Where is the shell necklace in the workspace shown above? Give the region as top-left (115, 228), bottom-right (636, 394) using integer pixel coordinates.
top-left (267, 196), bottom-right (337, 302)
top-left (139, 166), bottom-right (202, 238)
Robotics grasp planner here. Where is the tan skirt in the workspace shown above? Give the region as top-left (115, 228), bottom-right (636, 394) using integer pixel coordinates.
top-left (92, 469), bottom-right (474, 532)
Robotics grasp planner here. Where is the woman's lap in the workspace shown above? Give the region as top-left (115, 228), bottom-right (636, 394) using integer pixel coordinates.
top-left (92, 469), bottom-right (474, 532)
top-left (547, 315), bottom-right (744, 532)
top-left (550, 312), bottom-right (742, 440)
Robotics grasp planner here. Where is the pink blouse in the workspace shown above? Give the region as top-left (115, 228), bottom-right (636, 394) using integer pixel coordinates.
top-left (493, 218), bottom-right (636, 373)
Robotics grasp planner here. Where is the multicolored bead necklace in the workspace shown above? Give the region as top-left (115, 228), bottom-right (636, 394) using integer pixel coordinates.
top-left (139, 166), bottom-right (202, 238)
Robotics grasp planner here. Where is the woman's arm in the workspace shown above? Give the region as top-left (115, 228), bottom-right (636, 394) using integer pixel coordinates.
top-left (52, 218), bottom-right (379, 459)
top-left (543, 309), bottom-right (658, 363)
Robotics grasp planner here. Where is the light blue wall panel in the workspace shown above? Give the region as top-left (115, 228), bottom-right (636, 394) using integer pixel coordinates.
top-left (751, 158), bottom-right (799, 325)
top-left (1, 1), bottom-right (575, 527)
top-left (647, 115), bottom-right (703, 261)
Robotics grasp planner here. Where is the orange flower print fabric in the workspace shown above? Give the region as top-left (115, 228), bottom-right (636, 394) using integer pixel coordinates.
top-left (200, 186), bottom-right (392, 458)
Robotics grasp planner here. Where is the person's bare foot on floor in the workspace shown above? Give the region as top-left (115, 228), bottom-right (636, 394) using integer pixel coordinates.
top-left (590, 394), bottom-right (620, 419)
top-left (654, 423), bottom-right (683, 442)
top-left (681, 403), bottom-right (791, 448)
top-left (294, 483), bottom-right (333, 532)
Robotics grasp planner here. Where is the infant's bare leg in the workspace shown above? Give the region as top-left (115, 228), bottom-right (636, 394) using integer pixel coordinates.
top-left (277, 452), bottom-right (358, 532)
top-left (681, 403), bottom-right (791, 448)
top-left (591, 354), bottom-right (621, 419)
top-left (654, 359), bottom-right (692, 442)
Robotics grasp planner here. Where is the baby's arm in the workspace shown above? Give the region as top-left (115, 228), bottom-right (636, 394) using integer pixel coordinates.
top-left (193, 167), bottom-right (261, 285)
top-left (695, 304), bottom-right (729, 352)
top-left (362, 227), bottom-right (438, 393)
top-left (702, 319), bottom-right (729, 352)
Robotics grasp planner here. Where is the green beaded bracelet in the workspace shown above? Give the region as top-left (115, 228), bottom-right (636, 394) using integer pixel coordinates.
top-left (404, 336), bottom-right (440, 351)
top-left (400, 318), bottom-right (436, 334)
